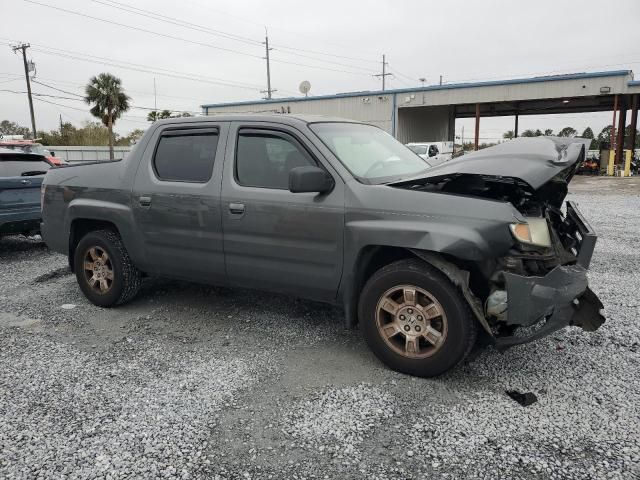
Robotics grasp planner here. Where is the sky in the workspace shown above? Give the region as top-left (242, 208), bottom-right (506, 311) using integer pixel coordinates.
top-left (2, 0), bottom-right (640, 140)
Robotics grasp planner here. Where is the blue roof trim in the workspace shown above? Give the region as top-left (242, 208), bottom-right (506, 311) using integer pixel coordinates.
top-left (201, 70), bottom-right (632, 109)
top-left (629, 80), bottom-right (640, 86)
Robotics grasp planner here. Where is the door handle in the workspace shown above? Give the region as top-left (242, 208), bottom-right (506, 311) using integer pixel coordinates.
top-left (139, 195), bottom-right (152, 207)
top-left (228, 202), bottom-right (245, 215)
top-left (21, 179), bottom-right (31, 185)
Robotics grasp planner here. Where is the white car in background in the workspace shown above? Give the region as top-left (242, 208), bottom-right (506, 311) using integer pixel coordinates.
top-left (406, 142), bottom-right (453, 166)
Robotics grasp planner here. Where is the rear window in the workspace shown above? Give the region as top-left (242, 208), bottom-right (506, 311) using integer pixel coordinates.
top-left (1, 155), bottom-right (51, 177)
top-left (153, 129), bottom-right (219, 182)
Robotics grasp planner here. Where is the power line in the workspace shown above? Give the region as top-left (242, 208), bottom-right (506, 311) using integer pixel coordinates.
top-left (20, 0), bottom-right (264, 59)
top-left (1, 88), bottom-right (201, 115)
top-left (91, 0), bottom-right (379, 71)
top-left (184, 0), bottom-right (380, 59)
top-left (4, 42), bottom-right (267, 92)
top-left (90, 0), bottom-right (261, 46)
top-left (33, 97), bottom-right (149, 124)
top-left (32, 79), bottom-right (84, 98)
top-left (19, 1), bottom-right (377, 77)
top-left (29, 75), bottom-right (212, 104)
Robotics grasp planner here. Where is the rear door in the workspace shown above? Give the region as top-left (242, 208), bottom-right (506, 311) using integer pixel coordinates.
top-left (0, 153), bottom-right (50, 218)
top-left (221, 121), bottom-right (345, 302)
top-left (132, 122), bottom-right (228, 283)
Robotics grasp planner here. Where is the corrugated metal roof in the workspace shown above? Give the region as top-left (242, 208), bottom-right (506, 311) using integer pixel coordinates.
top-left (202, 70), bottom-right (633, 109)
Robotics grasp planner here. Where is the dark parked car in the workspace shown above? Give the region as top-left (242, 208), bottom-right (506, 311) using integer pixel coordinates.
top-left (41, 115), bottom-right (604, 377)
top-left (0, 147), bottom-right (52, 238)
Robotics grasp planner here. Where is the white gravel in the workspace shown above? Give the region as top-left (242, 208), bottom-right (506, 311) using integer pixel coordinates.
top-left (0, 178), bottom-right (638, 479)
top-left (283, 384), bottom-right (394, 459)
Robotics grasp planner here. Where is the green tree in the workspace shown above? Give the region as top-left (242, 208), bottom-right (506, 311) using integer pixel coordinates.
top-left (116, 128), bottom-right (146, 146)
top-left (503, 130), bottom-right (514, 139)
top-left (521, 129), bottom-right (536, 137)
top-left (147, 109), bottom-right (172, 122)
top-left (597, 125), bottom-right (614, 149)
top-left (581, 127), bottom-right (597, 149)
top-left (0, 120), bottom-right (32, 139)
top-left (624, 125), bottom-right (640, 149)
top-left (85, 73), bottom-right (131, 160)
top-left (557, 127), bottom-right (577, 138)
top-left (544, 128), bottom-right (554, 136)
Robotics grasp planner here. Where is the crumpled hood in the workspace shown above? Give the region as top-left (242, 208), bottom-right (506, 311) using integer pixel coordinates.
top-left (398, 136), bottom-right (591, 190)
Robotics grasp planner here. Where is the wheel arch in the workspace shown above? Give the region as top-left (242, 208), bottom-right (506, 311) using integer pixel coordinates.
top-left (344, 245), bottom-right (492, 336)
top-left (68, 218), bottom-right (122, 271)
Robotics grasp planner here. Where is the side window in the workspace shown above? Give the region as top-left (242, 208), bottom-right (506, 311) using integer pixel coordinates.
top-left (235, 129), bottom-right (316, 189)
top-left (153, 128), bottom-right (218, 182)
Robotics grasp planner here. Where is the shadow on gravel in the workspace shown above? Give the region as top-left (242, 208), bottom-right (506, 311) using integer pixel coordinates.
top-left (32, 266), bottom-right (72, 283)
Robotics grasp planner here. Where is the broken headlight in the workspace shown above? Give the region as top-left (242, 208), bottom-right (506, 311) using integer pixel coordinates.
top-left (509, 218), bottom-right (551, 247)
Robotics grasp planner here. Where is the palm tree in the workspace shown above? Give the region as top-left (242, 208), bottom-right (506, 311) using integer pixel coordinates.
top-left (85, 73), bottom-right (130, 160)
top-left (147, 109), bottom-right (172, 122)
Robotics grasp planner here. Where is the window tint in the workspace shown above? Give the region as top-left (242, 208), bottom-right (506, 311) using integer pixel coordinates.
top-left (1, 158), bottom-right (51, 177)
top-left (153, 130), bottom-right (218, 182)
top-left (236, 130), bottom-right (315, 189)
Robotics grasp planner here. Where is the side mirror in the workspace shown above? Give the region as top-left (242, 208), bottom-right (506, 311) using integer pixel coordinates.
top-left (289, 166), bottom-right (334, 193)
top-left (428, 149), bottom-right (437, 158)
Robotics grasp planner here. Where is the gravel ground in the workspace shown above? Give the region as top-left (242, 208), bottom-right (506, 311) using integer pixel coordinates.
top-left (0, 176), bottom-right (639, 479)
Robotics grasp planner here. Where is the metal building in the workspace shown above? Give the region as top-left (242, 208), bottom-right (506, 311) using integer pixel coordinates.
top-left (202, 69), bottom-right (639, 161)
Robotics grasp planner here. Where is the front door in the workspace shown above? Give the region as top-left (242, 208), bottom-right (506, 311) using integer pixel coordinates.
top-left (221, 122), bottom-right (344, 302)
top-left (132, 122), bottom-right (228, 284)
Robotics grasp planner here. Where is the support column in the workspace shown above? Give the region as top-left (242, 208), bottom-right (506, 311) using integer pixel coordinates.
top-left (514, 113), bottom-right (519, 138)
top-left (616, 100), bottom-right (627, 166)
top-left (474, 103), bottom-right (480, 150)
top-left (628, 94), bottom-right (638, 152)
top-left (610, 95), bottom-right (618, 151)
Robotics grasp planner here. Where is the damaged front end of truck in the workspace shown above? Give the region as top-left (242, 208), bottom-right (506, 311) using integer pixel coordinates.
top-left (392, 136), bottom-right (605, 348)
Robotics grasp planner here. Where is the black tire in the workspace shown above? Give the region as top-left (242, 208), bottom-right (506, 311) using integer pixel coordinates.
top-left (359, 258), bottom-right (477, 378)
top-left (74, 229), bottom-right (142, 307)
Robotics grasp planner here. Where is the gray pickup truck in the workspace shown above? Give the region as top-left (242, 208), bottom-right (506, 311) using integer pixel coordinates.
top-left (41, 115), bottom-right (604, 377)
top-left (1, 147), bottom-right (52, 238)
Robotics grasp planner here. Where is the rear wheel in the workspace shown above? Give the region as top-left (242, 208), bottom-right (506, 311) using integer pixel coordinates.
top-left (74, 229), bottom-right (142, 307)
top-left (359, 259), bottom-right (477, 377)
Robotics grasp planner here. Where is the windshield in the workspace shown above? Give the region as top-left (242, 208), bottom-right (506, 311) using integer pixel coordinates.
top-left (310, 122), bottom-right (431, 183)
top-left (407, 145), bottom-right (427, 155)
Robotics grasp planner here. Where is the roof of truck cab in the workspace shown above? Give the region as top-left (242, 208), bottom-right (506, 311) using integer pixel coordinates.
top-left (152, 114), bottom-right (362, 126)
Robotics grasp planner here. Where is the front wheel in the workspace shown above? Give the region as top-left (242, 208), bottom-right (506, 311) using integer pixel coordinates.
top-left (359, 259), bottom-right (477, 377)
top-left (74, 229), bottom-right (142, 307)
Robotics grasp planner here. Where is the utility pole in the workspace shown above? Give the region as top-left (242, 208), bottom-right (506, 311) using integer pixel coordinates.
top-left (261, 29), bottom-right (275, 99)
top-left (13, 43), bottom-right (37, 139)
top-left (59, 114), bottom-right (63, 136)
top-left (153, 77), bottom-right (157, 110)
top-left (439, 75), bottom-right (443, 86)
top-left (374, 54), bottom-right (392, 91)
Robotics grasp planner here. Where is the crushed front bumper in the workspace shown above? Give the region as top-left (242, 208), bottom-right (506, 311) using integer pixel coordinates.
top-left (493, 201), bottom-right (605, 349)
top-left (495, 265), bottom-right (604, 349)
